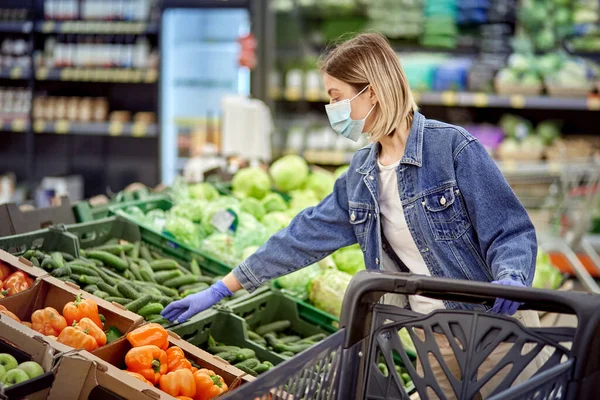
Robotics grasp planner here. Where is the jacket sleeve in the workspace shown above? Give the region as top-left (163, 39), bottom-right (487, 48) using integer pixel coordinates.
top-left (454, 139), bottom-right (537, 286)
top-left (233, 173), bottom-right (357, 292)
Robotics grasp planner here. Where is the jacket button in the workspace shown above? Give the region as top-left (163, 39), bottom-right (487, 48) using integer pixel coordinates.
top-left (350, 213), bottom-right (356, 221)
top-left (369, 175), bottom-right (375, 181)
top-left (440, 196), bottom-right (447, 206)
top-left (375, 258), bottom-right (380, 265)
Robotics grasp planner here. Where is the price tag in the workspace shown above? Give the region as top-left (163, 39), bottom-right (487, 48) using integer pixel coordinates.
top-left (441, 91), bottom-right (458, 106)
top-left (131, 123), bottom-right (147, 137)
top-left (37, 68), bottom-right (49, 80)
top-left (54, 120), bottom-right (69, 134)
top-left (10, 67), bottom-right (22, 79)
top-left (587, 97), bottom-right (600, 111)
top-left (109, 122), bottom-right (124, 136)
top-left (211, 210), bottom-right (238, 233)
top-left (33, 119), bottom-right (46, 133)
top-left (473, 93), bottom-right (488, 108)
top-left (11, 119), bottom-right (26, 132)
top-left (510, 95), bottom-right (526, 109)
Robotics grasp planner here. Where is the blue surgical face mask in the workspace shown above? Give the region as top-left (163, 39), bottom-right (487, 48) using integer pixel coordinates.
top-left (325, 85), bottom-right (376, 142)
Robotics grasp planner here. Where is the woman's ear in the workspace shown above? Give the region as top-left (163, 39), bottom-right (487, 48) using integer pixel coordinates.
top-left (369, 86), bottom-right (378, 105)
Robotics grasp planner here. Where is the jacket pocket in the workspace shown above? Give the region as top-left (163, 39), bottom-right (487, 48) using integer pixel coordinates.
top-left (349, 205), bottom-right (372, 251)
top-left (421, 187), bottom-right (471, 241)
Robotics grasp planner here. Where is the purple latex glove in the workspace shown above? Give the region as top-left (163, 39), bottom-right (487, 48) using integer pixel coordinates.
top-left (491, 279), bottom-right (525, 315)
top-left (161, 281), bottom-right (233, 322)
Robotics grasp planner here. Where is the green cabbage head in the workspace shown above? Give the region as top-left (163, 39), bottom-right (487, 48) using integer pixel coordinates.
top-left (232, 167), bottom-right (271, 200)
top-left (332, 244), bottom-right (365, 275)
top-left (261, 193), bottom-right (288, 213)
top-left (309, 269), bottom-right (352, 318)
top-left (269, 155), bottom-right (309, 193)
top-left (303, 171), bottom-right (335, 200)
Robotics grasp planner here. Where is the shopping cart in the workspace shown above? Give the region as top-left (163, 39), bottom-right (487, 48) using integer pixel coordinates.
top-left (221, 270), bottom-right (600, 399)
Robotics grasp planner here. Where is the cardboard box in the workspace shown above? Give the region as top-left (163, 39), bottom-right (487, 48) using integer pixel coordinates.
top-left (48, 351), bottom-right (165, 400)
top-left (0, 276), bottom-right (144, 339)
top-left (0, 248), bottom-right (48, 279)
top-left (0, 313), bottom-right (70, 400)
top-left (93, 328), bottom-right (254, 398)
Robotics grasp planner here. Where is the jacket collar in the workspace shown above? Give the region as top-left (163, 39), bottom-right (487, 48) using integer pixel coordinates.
top-left (357, 111), bottom-right (424, 175)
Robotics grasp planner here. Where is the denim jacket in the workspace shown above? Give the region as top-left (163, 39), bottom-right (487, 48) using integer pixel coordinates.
top-left (233, 111), bottom-right (537, 311)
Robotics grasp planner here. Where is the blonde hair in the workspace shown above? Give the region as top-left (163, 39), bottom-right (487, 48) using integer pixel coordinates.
top-left (318, 32), bottom-right (418, 141)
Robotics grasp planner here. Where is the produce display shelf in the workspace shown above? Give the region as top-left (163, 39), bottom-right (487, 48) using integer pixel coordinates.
top-left (0, 20), bottom-right (33, 33)
top-left (35, 67), bottom-right (159, 83)
top-left (0, 67), bottom-right (32, 80)
top-left (108, 198), bottom-right (235, 277)
top-left (35, 20), bottom-right (159, 34)
top-left (0, 117), bottom-right (30, 133)
top-left (276, 92), bottom-right (600, 111)
top-left (33, 120), bottom-right (159, 137)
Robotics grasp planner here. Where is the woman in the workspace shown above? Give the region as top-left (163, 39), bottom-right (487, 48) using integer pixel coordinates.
top-left (162, 33), bottom-right (543, 397)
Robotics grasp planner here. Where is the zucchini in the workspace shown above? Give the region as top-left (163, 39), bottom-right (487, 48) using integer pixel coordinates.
top-left (149, 259), bottom-right (178, 271)
top-left (106, 297), bottom-right (132, 306)
top-left (85, 250), bottom-right (128, 272)
top-left (51, 252), bottom-right (65, 268)
top-left (140, 245), bottom-right (154, 263)
top-left (163, 275), bottom-right (198, 288)
top-left (234, 358), bottom-right (259, 369)
top-left (207, 345), bottom-right (240, 354)
top-left (93, 290), bottom-right (110, 299)
top-left (117, 282), bottom-right (141, 300)
top-left (52, 265), bottom-right (72, 277)
top-left (190, 259), bottom-right (202, 277)
top-left (125, 294), bottom-right (153, 313)
top-left (235, 349), bottom-right (256, 362)
top-left (236, 365), bottom-right (257, 377)
top-left (255, 320), bottom-right (291, 336)
top-left (97, 282), bottom-right (122, 298)
top-left (68, 264), bottom-right (99, 277)
top-left (252, 363), bottom-right (270, 374)
top-left (154, 270), bottom-right (182, 285)
top-left (138, 302), bottom-right (164, 317)
top-left (83, 284), bottom-right (99, 293)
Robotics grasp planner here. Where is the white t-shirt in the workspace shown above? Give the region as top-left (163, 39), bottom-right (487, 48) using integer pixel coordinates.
top-left (377, 160), bottom-right (446, 314)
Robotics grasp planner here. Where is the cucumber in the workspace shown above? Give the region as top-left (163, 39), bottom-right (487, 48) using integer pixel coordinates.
top-left (125, 294), bottom-right (153, 313)
top-left (281, 343), bottom-right (313, 354)
top-left (154, 270), bottom-right (182, 285)
top-left (128, 261), bottom-right (143, 281)
top-left (280, 351), bottom-right (294, 357)
top-left (117, 282), bottom-right (141, 300)
top-left (163, 275), bottom-right (199, 289)
top-left (51, 252), bottom-right (65, 268)
top-left (264, 334), bottom-right (285, 352)
top-left (150, 296), bottom-right (172, 307)
top-left (78, 275), bottom-right (104, 286)
top-left (263, 361), bottom-right (274, 368)
top-left (99, 266), bottom-right (126, 281)
top-left (82, 257), bottom-right (104, 267)
top-left (93, 243), bottom-right (134, 255)
top-left (255, 320), bottom-right (291, 336)
top-left (123, 270), bottom-right (135, 280)
top-left (83, 284), bottom-right (99, 293)
top-left (138, 302), bottom-right (164, 317)
top-left (298, 333), bottom-right (327, 343)
top-left (138, 260), bottom-right (156, 283)
top-left (129, 242), bottom-right (140, 259)
top-left (252, 363), bottom-right (270, 374)
top-left (145, 314), bottom-right (163, 321)
top-left (149, 259), bottom-right (178, 271)
top-left (106, 297), bottom-right (132, 306)
top-left (93, 290), bottom-right (110, 299)
top-left (140, 245), bottom-right (154, 263)
top-left (97, 282), bottom-right (122, 298)
top-left (247, 331), bottom-right (262, 342)
top-left (31, 257), bottom-right (40, 268)
top-left (23, 250), bottom-right (34, 259)
top-left (52, 265), bottom-right (72, 277)
top-left (279, 335), bottom-right (301, 344)
top-left (68, 264), bottom-right (99, 276)
top-left (214, 352), bottom-right (238, 363)
top-left (179, 278), bottom-right (214, 289)
top-left (235, 349), bottom-right (256, 362)
top-left (41, 257), bottom-right (58, 270)
top-left (87, 265), bottom-right (117, 286)
top-left (57, 277), bottom-right (77, 284)
top-left (234, 358), bottom-right (259, 369)
top-left (148, 316), bottom-right (170, 325)
top-left (136, 282), bottom-right (179, 297)
top-left (142, 286), bottom-right (163, 297)
top-left (150, 251), bottom-right (164, 260)
top-left (236, 366), bottom-right (257, 377)
top-left (190, 259), bottom-right (202, 277)
top-left (85, 250), bottom-right (128, 272)
top-left (181, 287), bottom-right (208, 298)
top-left (60, 252), bottom-right (74, 262)
top-left (207, 345), bottom-right (240, 354)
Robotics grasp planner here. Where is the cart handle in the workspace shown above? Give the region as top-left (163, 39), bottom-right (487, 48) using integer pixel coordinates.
top-left (339, 270), bottom-right (600, 349)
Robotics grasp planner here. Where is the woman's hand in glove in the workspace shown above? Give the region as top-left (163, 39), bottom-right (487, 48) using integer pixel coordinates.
top-left (491, 279), bottom-right (526, 315)
top-left (161, 280), bottom-right (233, 322)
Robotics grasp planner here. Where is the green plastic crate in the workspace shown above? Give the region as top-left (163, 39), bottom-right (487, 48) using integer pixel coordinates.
top-left (170, 309), bottom-right (286, 366)
top-left (0, 227), bottom-right (80, 257)
top-left (108, 198), bottom-right (234, 277)
top-left (72, 192), bottom-right (163, 223)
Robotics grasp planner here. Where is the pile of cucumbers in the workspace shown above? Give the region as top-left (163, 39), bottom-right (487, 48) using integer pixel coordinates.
top-left (205, 336), bottom-right (274, 377)
top-left (246, 320), bottom-right (327, 359)
top-left (378, 361), bottom-right (413, 389)
top-left (21, 239), bottom-right (248, 326)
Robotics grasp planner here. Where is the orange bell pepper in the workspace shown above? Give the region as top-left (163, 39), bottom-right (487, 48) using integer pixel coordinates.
top-left (31, 307), bottom-right (67, 336)
top-left (74, 317), bottom-right (107, 346)
top-left (63, 293), bottom-right (103, 328)
top-left (124, 370), bottom-right (152, 385)
top-left (0, 306), bottom-right (21, 323)
top-left (166, 346), bottom-right (192, 372)
top-left (127, 323), bottom-right (169, 350)
top-left (193, 369), bottom-right (228, 400)
top-left (57, 326), bottom-right (99, 351)
top-left (160, 368), bottom-right (196, 398)
top-left (3, 271), bottom-right (33, 296)
top-left (125, 345), bottom-right (168, 385)
top-left (0, 261), bottom-right (12, 280)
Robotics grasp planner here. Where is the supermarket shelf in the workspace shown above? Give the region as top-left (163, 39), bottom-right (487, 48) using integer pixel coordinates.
top-left (275, 92), bottom-right (600, 111)
top-left (35, 68), bottom-right (158, 83)
top-left (0, 118), bottom-right (30, 133)
top-left (0, 67), bottom-right (32, 80)
top-left (303, 150), bottom-right (354, 166)
top-left (35, 20), bottom-right (159, 34)
top-left (33, 120), bottom-right (159, 137)
top-left (0, 21), bottom-right (33, 33)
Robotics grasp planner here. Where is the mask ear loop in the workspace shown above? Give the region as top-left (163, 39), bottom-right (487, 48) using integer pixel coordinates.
top-left (349, 84), bottom-right (370, 102)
